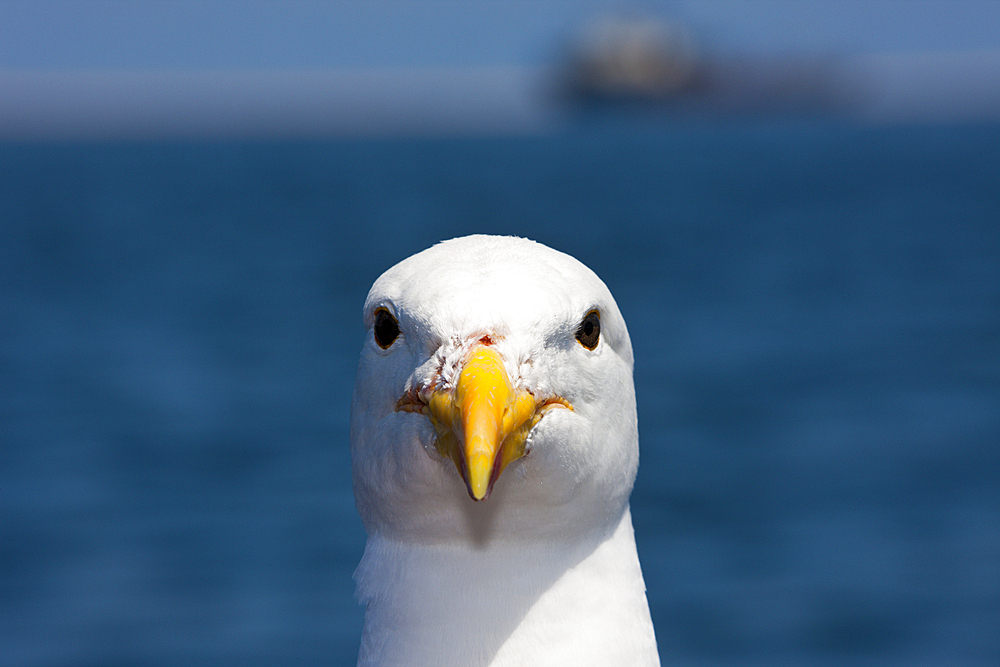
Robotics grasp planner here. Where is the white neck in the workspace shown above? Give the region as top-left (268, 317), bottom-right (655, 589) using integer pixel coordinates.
top-left (355, 506), bottom-right (659, 667)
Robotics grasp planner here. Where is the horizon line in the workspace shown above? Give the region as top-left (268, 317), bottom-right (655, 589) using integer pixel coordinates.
top-left (2, 53), bottom-right (999, 140)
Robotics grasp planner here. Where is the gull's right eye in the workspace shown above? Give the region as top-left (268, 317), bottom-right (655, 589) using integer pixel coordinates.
top-left (373, 308), bottom-right (400, 349)
top-left (575, 309), bottom-right (601, 350)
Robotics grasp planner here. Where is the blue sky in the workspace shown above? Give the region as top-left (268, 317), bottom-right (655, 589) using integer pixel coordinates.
top-left (4, 0), bottom-right (1000, 71)
top-left (2, 1), bottom-right (999, 138)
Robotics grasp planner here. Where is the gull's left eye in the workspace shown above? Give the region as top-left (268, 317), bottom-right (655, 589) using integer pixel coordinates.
top-left (575, 310), bottom-right (601, 350)
top-left (373, 308), bottom-right (400, 349)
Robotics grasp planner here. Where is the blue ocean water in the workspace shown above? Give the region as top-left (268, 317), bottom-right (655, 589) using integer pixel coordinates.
top-left (2, 119), bottom-right (998, 666)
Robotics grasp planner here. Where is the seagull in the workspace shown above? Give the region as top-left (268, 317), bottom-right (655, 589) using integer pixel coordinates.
top-left (350, 235), bottom-right (659, 666)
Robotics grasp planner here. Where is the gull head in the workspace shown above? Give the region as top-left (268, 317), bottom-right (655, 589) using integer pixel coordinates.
top-left (350, 235), bottom-right (638, 543)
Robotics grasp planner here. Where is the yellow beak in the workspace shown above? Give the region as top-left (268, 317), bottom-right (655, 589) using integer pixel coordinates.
top-left (426, 345), bottom-right (539, 501)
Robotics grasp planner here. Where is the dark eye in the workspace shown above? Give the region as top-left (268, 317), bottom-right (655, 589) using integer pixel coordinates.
top-left (575, 310), bottom-right (600, 350)
top-left (373, 308), bottom-right (400, 349)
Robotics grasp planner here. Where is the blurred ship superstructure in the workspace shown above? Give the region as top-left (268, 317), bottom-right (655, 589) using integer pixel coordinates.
top-left (563, 14), bottom-right (701, 103)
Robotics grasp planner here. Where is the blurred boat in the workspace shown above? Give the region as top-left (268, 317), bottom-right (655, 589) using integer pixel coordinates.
top-left (558, 13), bottom-right (853, 117)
